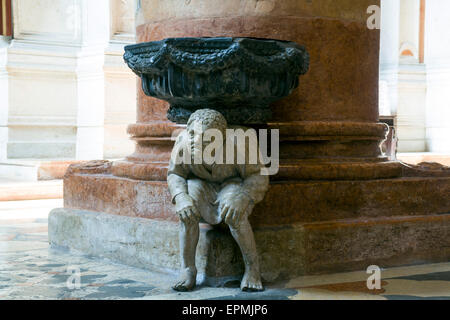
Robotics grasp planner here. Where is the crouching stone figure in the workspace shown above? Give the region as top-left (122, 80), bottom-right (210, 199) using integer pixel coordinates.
top-left (167, 109), bottom-right (269, 292)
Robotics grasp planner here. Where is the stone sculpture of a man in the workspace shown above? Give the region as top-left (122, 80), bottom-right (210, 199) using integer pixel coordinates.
top-left (167, 109), bottom-right (269, 292)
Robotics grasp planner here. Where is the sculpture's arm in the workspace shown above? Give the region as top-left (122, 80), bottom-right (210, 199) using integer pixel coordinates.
top-left (167, 131), bottom-right (201, 223)
top-left (238, 163), bottom-right (270, 204)
top-left (167, 131), bottom-right (190, 204)
top-left (167, 172), bottom-right (188, 204)
top-left (168, 168), bottom-right (201, 223)
top-left (225, 131), bottom-right (269, 204)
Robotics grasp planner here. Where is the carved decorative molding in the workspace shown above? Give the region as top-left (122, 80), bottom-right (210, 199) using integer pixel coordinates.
top-left (124, 37), bottom-right (309, 124)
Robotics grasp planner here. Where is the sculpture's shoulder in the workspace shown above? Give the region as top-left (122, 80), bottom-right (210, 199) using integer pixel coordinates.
top-left (169, 129), bottom-right (190, 172)
top-left (174, 129), bottom-right (189, 145)
top-left (225, 125), bottom-right (265, 167)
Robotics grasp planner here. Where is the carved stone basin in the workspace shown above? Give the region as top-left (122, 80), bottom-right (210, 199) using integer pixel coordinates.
top-left (124, 37), bottom-right (309, 124)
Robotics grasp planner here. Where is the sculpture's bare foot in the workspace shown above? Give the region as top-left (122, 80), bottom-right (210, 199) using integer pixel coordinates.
top-left (240, 268), bottom-right (264, 292)
top-left (172, 267), bottom-right (197, 292)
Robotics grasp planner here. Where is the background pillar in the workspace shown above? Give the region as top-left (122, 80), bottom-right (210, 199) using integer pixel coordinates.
top-left (0, 36), bottom-right (9, 162)
top-left (379, 0), bottom-right (400, 116)
top-left (396, 0), bottom-right (427, 152)
top-left (3, 0), bottom-right (136, 163)
top-left (6, 0), bottom-right (108, 160)
top-left (425, 0), bottom-right (450, 152)
top-left (104, 0), bottom-right (137, 159)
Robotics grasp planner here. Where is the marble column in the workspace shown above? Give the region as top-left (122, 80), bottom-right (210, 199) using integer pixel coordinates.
top-left (113, 0), bottom-right (403, 182)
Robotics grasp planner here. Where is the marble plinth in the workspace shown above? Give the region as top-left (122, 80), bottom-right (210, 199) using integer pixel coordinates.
top-left (48, 161), bottom-right (450, 281)
top-left (49, 204), bottom-right (450, 283)
top-left (62, 164), bottom-right (450, 225)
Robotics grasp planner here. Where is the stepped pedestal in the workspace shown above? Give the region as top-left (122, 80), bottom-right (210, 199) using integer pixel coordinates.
top-left (49, 0), bottom-right (450, 284)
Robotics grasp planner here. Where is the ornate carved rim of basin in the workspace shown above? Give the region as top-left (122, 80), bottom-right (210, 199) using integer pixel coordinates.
top-left (124, 37), bottom-right (309, 124)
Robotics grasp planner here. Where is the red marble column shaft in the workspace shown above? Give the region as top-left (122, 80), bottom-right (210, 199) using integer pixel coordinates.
top-left (112, 0), bottom-right (397, 181)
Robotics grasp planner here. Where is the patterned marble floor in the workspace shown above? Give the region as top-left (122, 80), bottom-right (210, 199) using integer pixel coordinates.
top-left (1, 199), bottom-right (449, 300)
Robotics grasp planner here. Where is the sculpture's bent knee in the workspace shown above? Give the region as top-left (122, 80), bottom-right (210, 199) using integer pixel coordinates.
top-left (186, 178), bottom-right (221, 225)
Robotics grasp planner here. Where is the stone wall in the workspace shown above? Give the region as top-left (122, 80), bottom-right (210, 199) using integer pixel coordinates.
top-left (425, 0), bottom-right (450, 153)
top-left (380, 0), bottom-right (450, 153)
top-left (1, 0), bottom-right (137, 161)
top-left (0, 36), bottom-right (8, 162)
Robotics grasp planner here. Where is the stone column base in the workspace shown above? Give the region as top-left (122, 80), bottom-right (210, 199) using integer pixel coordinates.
top-left (49, 207), bottom-right (450, 284)
top-left (49, 161), bottom-right (450, 283)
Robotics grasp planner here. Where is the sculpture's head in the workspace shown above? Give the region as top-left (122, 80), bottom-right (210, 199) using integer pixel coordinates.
top-left (186, 109), bottom-right (227, 158)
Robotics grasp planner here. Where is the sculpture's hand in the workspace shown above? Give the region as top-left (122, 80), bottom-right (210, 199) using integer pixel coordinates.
top-left (175, 193), bottom-right (200, 223)
top-left (218, 192), bottom-right (254, 226)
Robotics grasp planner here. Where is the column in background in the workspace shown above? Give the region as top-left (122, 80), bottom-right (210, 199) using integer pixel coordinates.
top-left (425, 0), bottom-right (450, 152)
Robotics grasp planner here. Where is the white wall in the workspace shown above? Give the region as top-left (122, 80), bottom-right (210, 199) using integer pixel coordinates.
top-left (380, 0), bottom-right (427, 152)
top-left (104, 0), bottom-right (137, 159)
top-left (0, 36), bottom-right (9, 162)
top-left (380, 0), bottom-right (400, 116)
top-left (396, 63), bottom-right (427, 152)
top-left (2, 0), bottom-right (136, 161)
top-left (398, 0), bottom-right (420, 60)
top-left (425, 0), bottom-right (450, 152)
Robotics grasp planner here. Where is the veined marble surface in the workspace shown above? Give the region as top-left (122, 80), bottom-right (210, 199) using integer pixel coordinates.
top-left (1, 199), bottom-right (449, 300)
